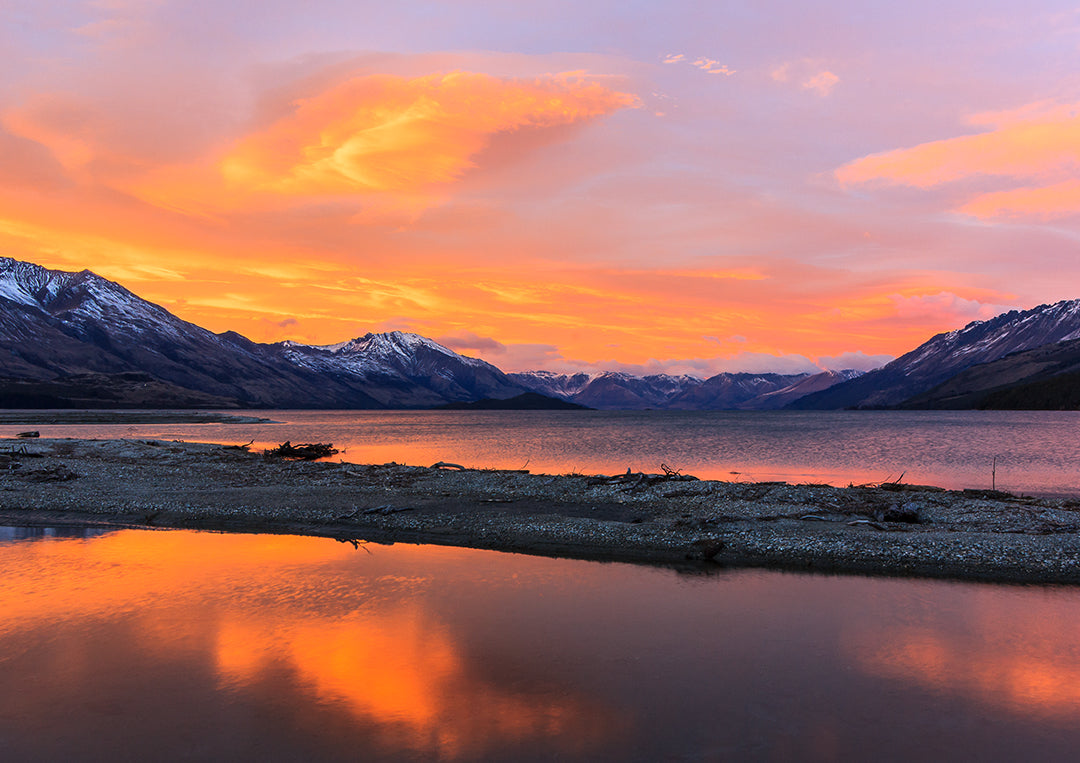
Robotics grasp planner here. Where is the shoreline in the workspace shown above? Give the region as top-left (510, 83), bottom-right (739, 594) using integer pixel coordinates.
top-left (3, 437), bottom-right (1080, 584)
top-left (0, 410), bottom-right (272, 425)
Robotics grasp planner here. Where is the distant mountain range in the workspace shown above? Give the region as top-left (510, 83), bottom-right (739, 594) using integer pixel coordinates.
top-left (508, 369), bottom-right (862, 410)
top-left (4, 256), bottom-right (1079, 410)
top-left (0, 257), bottom-right (521, 408)
top-left (0, 257), bottom-right (855, 409)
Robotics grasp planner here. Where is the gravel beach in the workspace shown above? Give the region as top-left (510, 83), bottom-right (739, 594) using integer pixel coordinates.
top-left (3, 437), bottom-right (1080, 583)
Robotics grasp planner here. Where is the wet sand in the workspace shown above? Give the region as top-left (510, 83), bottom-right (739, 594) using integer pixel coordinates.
top-left (3, 438), bottom-right (1080, 583)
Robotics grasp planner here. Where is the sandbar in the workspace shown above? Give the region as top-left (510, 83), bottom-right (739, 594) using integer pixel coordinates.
top-left (2, 438), bottom-right (1079, 584)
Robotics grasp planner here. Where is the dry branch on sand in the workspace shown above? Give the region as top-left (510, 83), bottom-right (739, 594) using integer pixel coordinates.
top-left (586, 466), bottom-right (701, 492)
top-left (263, 441), bottom-right (338, 460)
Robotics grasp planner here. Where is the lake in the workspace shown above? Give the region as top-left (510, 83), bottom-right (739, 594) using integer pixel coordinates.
top-left (2, 526), bottom-right (1080, 761)
top-left (5, 409), bottom-right (1080, 496)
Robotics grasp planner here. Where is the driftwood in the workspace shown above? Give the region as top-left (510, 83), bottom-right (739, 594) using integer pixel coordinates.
top-left (335, 504), bottom-right (413, 517)
top-left (587, 466), bottom-right (700, 491)
top-left (430, 461), bottom-right (468, 471)
top-left (222, 439), bottom-right (254, 451)
top-left (0, 444), bottom-right (40, 459)
top-left (336, 538), bottom-right (372, 552)
top-left (18, 465), bottom-right (78, 482)
top-left (263, 441), bottom-right (338, 460)
top-left (362, 504), bottom-right (415, 516)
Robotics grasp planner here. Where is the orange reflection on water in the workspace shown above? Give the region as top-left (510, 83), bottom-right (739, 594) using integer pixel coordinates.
top-left (0, 530), bottom-right (620, 758)
top-left (848, 594), bottom-right (1080, 720)
top-left (0, 530), bottom-right (356, 629)
top-left (216, 610), bottom-right (616, 759)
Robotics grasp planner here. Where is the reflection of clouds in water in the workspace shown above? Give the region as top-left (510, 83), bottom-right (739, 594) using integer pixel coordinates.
top-left (0, 530), bottom-right (623, 759)
top-left (848, 606), bottom-right (1080, 720)
top-left (216, 608), bottom-right (622, 759)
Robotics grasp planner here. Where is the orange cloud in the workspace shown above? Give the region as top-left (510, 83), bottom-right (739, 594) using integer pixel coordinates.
top-left (663, 54), bottom-right (735, 76)
top-left (837, 101), bottom-right (1080, 218)
top-left (0, 52), bottom-right (1024, 372)
top-left (219, 71), bottom-right (639, 197)
top-left (961, 179), bottom-right (1080, 219)
top-left (2, 95), bottom-right (102, 171)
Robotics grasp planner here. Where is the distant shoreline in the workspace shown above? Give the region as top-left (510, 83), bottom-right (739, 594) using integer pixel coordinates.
top-left (0, 411), bottom-right (272, 425)
top-left (3, 438), bottom-right (1080, 584)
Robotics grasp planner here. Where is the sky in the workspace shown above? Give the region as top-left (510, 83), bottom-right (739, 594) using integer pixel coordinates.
top-left (2, 1), bottom-right (1080, 376)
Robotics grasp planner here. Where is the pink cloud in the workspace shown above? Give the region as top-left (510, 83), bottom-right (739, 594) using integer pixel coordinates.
top-left (961, 179), bottom-right (1080, 220)
top-left (888, 292), bottom-right (1017, 324)
top-left (436, 331), bottom-right (507, 355)
top-left (815, 352), bottom-right (892, 372)
top-left (837, 100), bottom-right (1080, 220)
top-left (802, 71), bottom-right (839, 96)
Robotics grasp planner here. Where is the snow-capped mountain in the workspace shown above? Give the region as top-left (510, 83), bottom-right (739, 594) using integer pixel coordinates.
top-left (9, 256), bottom-right (1021, 411)
top-left (510, 371), bottom-right (706, 409)
top-left (0, 257), bottom-right (195, 343)
top-left (735, 369), bottom-right (864, 410)
top-left (901, 336), bottom-right (1080, 410)
top-left (0, 257), bottom-right (334, 406)
top-left (276, 332), bottom-right (524, 407)
top-left (792, 300), bottom-right (1080, 409)
top-left (507, 371), bottom-right (596, 400)
top-left (509, 369), bottom-right (848, 410)
top-left (570, 372), bottom-right (707, 410)
top-left (0, 258), bottom-right (523, 408)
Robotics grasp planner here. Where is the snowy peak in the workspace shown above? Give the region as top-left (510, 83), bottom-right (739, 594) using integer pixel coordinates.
top-left (510, 369), bottom-right (857, 410)
top-left (902, 299), bottom-right (1080, 373)
top-left (793, 299), bottom-right (1080, 409)
top-left (0, 257), bottom-right (526, 408)
top-left (0, 257), bottom-right (202, 342)
top-left (286, 331), bottom-right (501, 380)
top-left (508, 371), bottom-right (596, 399)
top-left (737, 369), bottom-right (863, 410)
top-left (0, 257), bottom-right (85, 309)
top-left (332, 331), bottom-right (478, 364)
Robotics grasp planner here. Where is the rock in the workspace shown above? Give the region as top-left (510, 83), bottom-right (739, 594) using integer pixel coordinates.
top-left (881, 502), bottom-right (921, 523)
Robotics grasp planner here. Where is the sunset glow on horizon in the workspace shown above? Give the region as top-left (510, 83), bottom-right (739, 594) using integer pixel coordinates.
top-left (3, 1), bottom-right (1080, 375)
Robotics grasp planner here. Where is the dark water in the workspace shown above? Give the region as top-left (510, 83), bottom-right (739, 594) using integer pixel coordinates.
top-left (5, 409), bottom-right (1080, 496)
top-left (2, 527), bottom-right (1080, 761)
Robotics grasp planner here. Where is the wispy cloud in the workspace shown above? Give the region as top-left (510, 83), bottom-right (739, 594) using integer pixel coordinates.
top-left (802, 70), bottom-right (839, 96)
top-left (220, 71), bottom-right (639, 197)
top-left (436, 331), bottom-right (507, 355)
top-left (961, 179), bottom-right (1080, 220)
top-left (837, 100), bottom-right (1080, 219)
top-left (888, 292), bottom-right (1017, 324)
top-left (662, 53), bottom-right (735, 76)
top-left (692, 58), bottom-right (735, 76)
top-left (772, 60), bottom-right (839, 96)
top-left (815, 352), bottom-right (892, 372)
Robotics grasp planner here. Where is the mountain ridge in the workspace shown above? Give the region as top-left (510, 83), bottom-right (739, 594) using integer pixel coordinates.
top-left (0, 256), bottom-right (867, 410)
top-left (790, 300), bottom-right (1080, 409)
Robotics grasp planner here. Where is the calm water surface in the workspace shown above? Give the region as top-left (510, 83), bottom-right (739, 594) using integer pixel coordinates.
top-left (2, 527), bottom-right (1080, 761)
top-left (6, 409), bottom-right (1080, 496)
